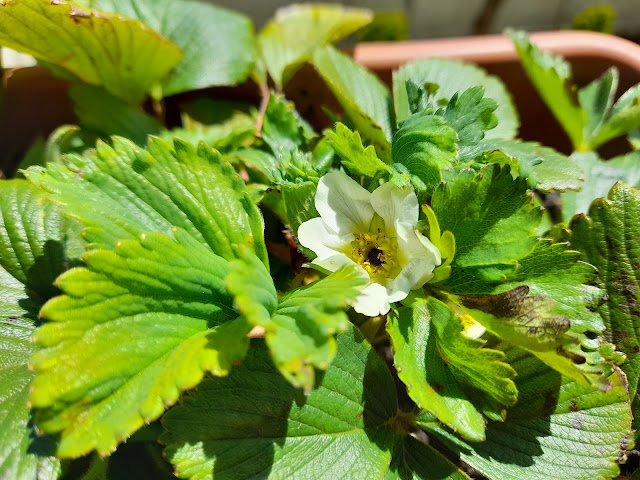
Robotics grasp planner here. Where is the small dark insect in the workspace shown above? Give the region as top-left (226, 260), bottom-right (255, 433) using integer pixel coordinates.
top-left (367, 248), bottom-right (384, 266)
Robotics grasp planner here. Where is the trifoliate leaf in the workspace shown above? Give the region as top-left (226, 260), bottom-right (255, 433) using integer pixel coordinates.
top-left (327, 123), bottom-right (391, 178)
top-left (570, 182), bottom-right (640, 430)
top-left (459, 139), bottom-right (583, 192)
top-left (25, 137), bottom-right (267, 265)
top-left (439, 86), bottom-right (498, 146)
top-left (392, 113), bottom-right (458, 194)
top-left (89, 0), bottom-right (255, 96)
top-left (258, 4), bottom-right (372, 88)
top-left (228, 251), bottom-right (365, 389)
top-left (422, 346), bottom-right (632, 480)
top-left (578, 67), bottom-right (618, 143)
top-left (455, 286), bottom-right (613, 390)
top-left (70, 83), bottom-right (161, 146)
top-left (433, 164), bottom-right (541, 282)
top-left (428, 297), bottom-right (517, 407)
top-left (510, 31), bottom-right (586, 149)
top-left (387, 299), bottom-right (486, 442)
top-left (393, 58), bottom-right (518, 139)
top-left (312, 45), bottom-right (393, 161)
top-left (384, 435), bottom-right (469, 480)
top-left (562, 151), bottom-right (640, 222)
top-left (0, 180), bottom-right (64, 479)
top-left (29, 229), bottom-right (253, 458)
top-left (162, 326), bottom-right (398, 480)
top-left (590, 83), bottom-right (640, 149)
top-left (0, 0), bottom-right (182, 104)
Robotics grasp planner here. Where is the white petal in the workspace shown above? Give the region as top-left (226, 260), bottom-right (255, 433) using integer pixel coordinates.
top-left (386, 258), bottom-right (436, 303)
top-left (313, 253), bottom-right (357, 273)
top-left (298, 217), bottom-right (354, 261)
top-left (462, 321), bottom-right (487, 340)
top-left (395, 222), bottom-right (441, 267)
top-left (370, 182), bottom-right (419, 233)
top-left (315, 171), bottom-right (374, 235)
top-left (351, 282), bottom-right (391, 317)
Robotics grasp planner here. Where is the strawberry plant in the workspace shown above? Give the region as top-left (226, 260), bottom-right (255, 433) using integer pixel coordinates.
top-left (1, 1), bottom-right (640, 479)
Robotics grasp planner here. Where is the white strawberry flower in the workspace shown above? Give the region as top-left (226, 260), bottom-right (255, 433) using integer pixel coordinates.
top-left (298, 171), bottom-right (442, 316)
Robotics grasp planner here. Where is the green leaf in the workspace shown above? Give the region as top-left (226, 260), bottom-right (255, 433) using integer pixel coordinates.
top-left (25, 137), bottom-right (267, 265)
top-left (229, 252), bottom-right (365, 389)
top-left (0, 181), bottom-right (66, 479)
top-left (90, 0), bottom-right (255, 95)
top-left (393, 58), bottom-right (519, 139)
top-left (384, 435), bottom-right (469, 480)
top-left (70, 83), bottom-right (161, 146)
top-left (428, 297), bottom-right (517, 407)
top-left (281, 181), bottom-right (318, 235)
top-left (392, 113), bottom-right (458, 194)
top-left (29, 229), bottom-right (252, 458)
top-left (258, 4), bottom-right (372, 88)
top-left (327, 122), bottom-right (391, 178)
top-left (312, 45), bottom-right (393, 161)
top-left (590, 84), bottom-right (640, 148)
top-left (562, 151), bottom-right (640, 222)
top-left (570, 182), bottom-right (640, 430)
top-left (261, 94), bottom-right (313, 163)
top-left (422, 347), bottom-right (632, 480)
top-left (387, 299), bottom-right (486, 442)
top-left (162, 326), bottom-right (398, 480)
top-left (456, 286), bottom-right (613, 390)
top-left (440, 86), bottom-right (498, 146)
top-left (460, 139), bottom-right (583, 192)
top-left (510, 31), bottom-right (586, 149)
top-left (0, 0), bottom-right (182, 104)
top-left (578, 67), bottom-right (618, 142)
top-left (433, 164), bottom-right (541, 282)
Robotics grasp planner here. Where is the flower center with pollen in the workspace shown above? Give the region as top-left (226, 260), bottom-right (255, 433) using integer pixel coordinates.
top-left (350, 228), bottom-right (399, 280)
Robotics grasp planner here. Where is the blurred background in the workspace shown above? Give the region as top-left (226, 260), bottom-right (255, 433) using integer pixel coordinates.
top-left (209, 0), bottom-right (640, 41)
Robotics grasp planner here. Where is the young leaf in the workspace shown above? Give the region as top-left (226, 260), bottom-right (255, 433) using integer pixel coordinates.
top-left (312, 45), bottom-right (394, 161)
top-left (258, 4), bottom-right (372, 88)
top-left (0, 0), bottom-right (182, 104)
top-left (422, 346), bottom-right (632, 480)
top-left (228, 251), bottom-right (365, 389)
top-left (392, 113), bottom-right (458, 194)
top-left (578, 67), bottom-right (618, 142)
top-left (88, 0), bottom-right (255, 95)
top-left (440, 86), bottom-right (498, 146)
top-left (570, 182), bottom-right (640, 430)
top-left (428, 297), bottom-right (517, 407)
top-left (0, 181), bottom-right (65, 479)
top-left (25, 137), bottom-right (267, 265)
top-left (590, 84), bottom-right (640, 149)
top-left (459, 139), bottom-right (583, 192)
top-left (562, 151), bottom-right (640, 222)
top-left (70, 83), bottom-right (161, 146)
top-left (326, 123), bottom-right (391, 178)
top-left (510, 31), bottom-right (586, 149)
top-left (162, 327), bottom-right (398, 480)
top-left (29, 229), bottom-right (253, 458)
top-left (393, 58), bottom-right (519, 139)
top-left (433, 164), bottom-right (541, 282)
top-left (387, 299), bottom-right (486, 442)
top-left (261, 94), bottom-right (314, 163)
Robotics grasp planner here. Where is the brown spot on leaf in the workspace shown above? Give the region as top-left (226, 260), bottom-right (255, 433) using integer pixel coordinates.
top-left (433, 383), bottom-right (444, 393)
top-left (569, 401), bottom-right (579, 412)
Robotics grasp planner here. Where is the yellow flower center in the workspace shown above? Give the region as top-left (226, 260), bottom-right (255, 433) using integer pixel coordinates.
top-left (350, 228), bottom-right (400, 281)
